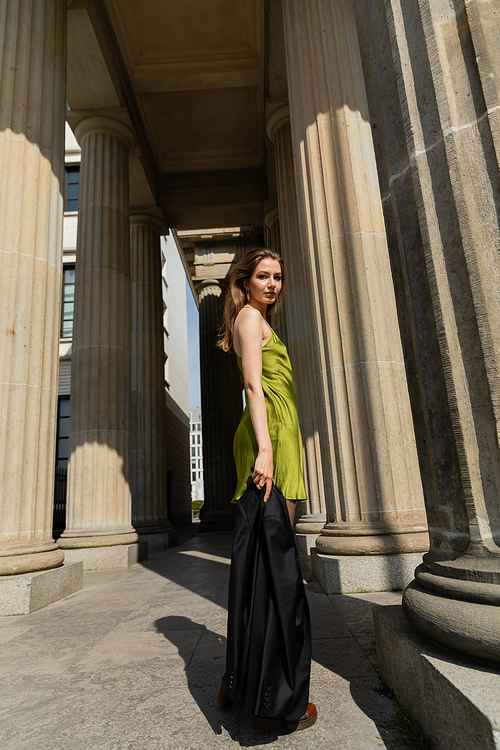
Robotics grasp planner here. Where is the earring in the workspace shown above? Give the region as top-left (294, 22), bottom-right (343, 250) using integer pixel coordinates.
top-left (246, 289), bottom-right (250, 303)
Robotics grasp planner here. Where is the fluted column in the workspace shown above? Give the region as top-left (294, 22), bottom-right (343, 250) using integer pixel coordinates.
top-left (282, 0), bottom-right (428, 557)
top-left (362, 0), bottom-right (500, 661)
top-left (130, 214), bottom-right (175, 544)
top-left (59, 116), bottom-right (139, 560)
top-left (198, 279), bottom-right (243, 531)
top-left (263, 206), bottom-right (288, 345)
top-left (264, 206), bottom-right (281, 256)
top-left (267, 106), bottom-right (326, 543)
top-left (0, 0), bottom-right (66, 575)
top-left (465, 0), bottom-right (500, 166)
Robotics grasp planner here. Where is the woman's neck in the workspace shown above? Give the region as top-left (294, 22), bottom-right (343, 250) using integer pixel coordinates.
top-left (245, 300), bottom-right (268, 317)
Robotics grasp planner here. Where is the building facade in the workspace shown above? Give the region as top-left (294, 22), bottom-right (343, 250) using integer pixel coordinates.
top-left (189, 408), bottom-right (204, 505)
top-left (0, 1), bottom-right (499, 744)
top-left (160, 234), bottom-right (191, 528)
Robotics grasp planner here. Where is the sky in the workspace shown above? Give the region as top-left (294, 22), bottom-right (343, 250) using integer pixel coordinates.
top-left (186, 277), bottom-right (201, 409)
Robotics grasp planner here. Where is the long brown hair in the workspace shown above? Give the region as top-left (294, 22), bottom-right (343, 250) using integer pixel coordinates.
top-left (218, 247), bottom-right (285, 352)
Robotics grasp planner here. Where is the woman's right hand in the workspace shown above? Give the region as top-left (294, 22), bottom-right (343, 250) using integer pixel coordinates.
top-left (252, 447), bottom-right (273, 502)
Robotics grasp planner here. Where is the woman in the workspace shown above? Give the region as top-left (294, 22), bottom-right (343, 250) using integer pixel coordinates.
top-left (215, 247), bottom-right (317, 734)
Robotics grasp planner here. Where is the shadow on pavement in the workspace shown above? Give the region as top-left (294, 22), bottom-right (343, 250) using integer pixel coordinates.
top-left (154, 615), bottom-right (292, 746)
top-left (144, 534), bottom-right (406, 747)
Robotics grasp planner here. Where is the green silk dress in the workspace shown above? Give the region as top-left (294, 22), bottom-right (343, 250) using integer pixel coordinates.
top-left (232, 322), bottom-right (307, 503)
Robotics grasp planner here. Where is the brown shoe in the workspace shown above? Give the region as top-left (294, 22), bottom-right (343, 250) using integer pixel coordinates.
top-left (215, 672), bottom-right (233, 710)
top-left (285, 702), bottom-right (317, 731)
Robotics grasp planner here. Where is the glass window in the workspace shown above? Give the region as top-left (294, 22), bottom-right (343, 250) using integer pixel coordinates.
top-left (197, 434), bottom-right (201, 444)
top-left (197, 446), bottom-right (201, 457)
top-left (191, 447), bottom-right (195, 456)
top-left (65, 166), bottom-right (80, 211)
top-left (56, 397), bottom-right (70, 468)
top-left (197, 424), bottom-right (201, 431)
top-left (192, 471), bottom-right (196, 482)
top-left (61, 265), bottom-right (75, 338)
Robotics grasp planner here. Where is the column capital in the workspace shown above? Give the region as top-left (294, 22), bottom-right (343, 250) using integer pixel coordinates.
top-left (195, 278), bottom-right (223, 298)
top-left (266, 105), bottom-right (290, 143)
top-left (130, 213), bottom-right (168, 235)
top-left (75, 115), bottom-right (135, 152)
top-left (264, 205), bottom-right (280, 230)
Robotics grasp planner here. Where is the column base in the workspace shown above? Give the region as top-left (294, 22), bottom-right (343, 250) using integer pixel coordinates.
top-left (374, 605), bottom-right (500, 750)
top-left (295, 512), bottom-right (326, 535)
top-left (62, 542), bottom-right (147, 570)
top-left (316, 529), bottom-right (429, 555)
top-left (0, 543), bottom-right (64, 576)
top-left (311, 548), bottom-right (424, 594)
top-left (137, 530), bottom-right (178, 550)
top-left (58, 530), bottom-right (139, 548)
top-left (295, 513), bottom-right (326, 556)
top-left (403, 576), bottom-right (500, 663)
top-left (0, 563), bottom-right (83, 616)
top-left (295, 533), bottom-right (321, 556)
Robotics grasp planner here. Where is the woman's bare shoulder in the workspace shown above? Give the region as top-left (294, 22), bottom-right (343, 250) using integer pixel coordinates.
top-left (235, 305), bottom-right (262, 330)
top-left (233, 306), bottom-right (264, 356)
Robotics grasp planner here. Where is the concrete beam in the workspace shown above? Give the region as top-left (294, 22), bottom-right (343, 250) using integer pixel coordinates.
top-left (159, 168), bottom-right (267, 229)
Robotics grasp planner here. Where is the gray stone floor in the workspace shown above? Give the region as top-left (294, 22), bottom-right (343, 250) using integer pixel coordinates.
top-left (0, 529), bottom-right (407, 750)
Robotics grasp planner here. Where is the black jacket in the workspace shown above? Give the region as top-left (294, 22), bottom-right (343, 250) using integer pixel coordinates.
top-left (225, 480), bottom-right (311, 722)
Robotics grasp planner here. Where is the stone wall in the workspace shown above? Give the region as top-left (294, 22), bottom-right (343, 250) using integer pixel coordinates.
top-left (165, 391), bottom-right (192, 527)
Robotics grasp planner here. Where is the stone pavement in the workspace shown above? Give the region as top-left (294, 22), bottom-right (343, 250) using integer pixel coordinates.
top-left (0, 529), bottom-right (407, 750)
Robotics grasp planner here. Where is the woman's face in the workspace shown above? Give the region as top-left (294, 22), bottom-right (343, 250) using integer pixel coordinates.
top-left (245, 258), bottom-right (283, 306)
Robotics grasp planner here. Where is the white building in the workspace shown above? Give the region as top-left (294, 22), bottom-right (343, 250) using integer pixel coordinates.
top-left (160, 233), bottom-right (191, 526)
top-left (189, 408), bottom-right (204, 504)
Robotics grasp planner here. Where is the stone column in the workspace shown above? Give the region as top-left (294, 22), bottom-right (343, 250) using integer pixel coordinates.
top-left (267, 106), bottom-right (326, 553)
top-left (264, 206), bottom-right (281, 256)
top-left (59, 116), bottom-right (141, 569)
top-left (0, 0), bottom-right (66, 577)
top-left (263, 206), bottom-right (288, 345)
top-left (129, 214), bottom-right (177, 549)
top-left (362, 0), bottom-right (500, 662)
top-left (465, 0), bottom-right (500, 166)
top-left (282, 0), bottom-right (428, 591)
top-left (198, 279), bottom-right (243, 531)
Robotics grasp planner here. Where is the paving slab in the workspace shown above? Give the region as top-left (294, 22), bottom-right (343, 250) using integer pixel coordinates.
top-left (0, 530), bottom-right (406, 749)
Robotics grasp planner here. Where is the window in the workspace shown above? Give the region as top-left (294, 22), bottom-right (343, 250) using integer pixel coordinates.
top-left (61, 266), bottom-right (75, 338)
top-left (197, 424), bottom-right (201, 431)
top-left (65, 166), bottom-right (80, 211)
top-left (192, 435), bottom-right (195, 444)
top-left (191, 459), bottom-right (196, 469)
top-left (56, 397), bottom-right (70, 468)
top-left (198, 471), bottom-right (202, 479)
top-left (197, 447), bottom-right (201, 457)
top-left (191, 447), bottom-right (195, 456)
top-left (191, 471), bottom-right (196, 482)
top-left (197, 435), bottom-right (201, 444)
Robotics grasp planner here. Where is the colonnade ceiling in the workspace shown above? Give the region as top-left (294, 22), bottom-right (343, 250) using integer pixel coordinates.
top-left (67, 0), bottom-right (274, 306)
top-left (106, 0), bottom-right (265, 175)
top-left (67, 0), bottom-right (268, 240)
